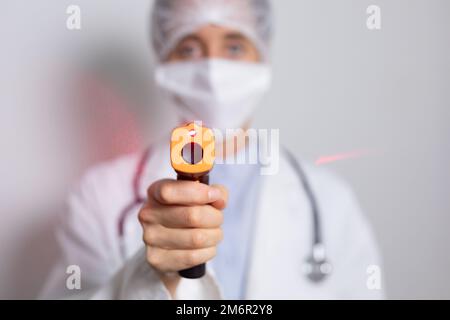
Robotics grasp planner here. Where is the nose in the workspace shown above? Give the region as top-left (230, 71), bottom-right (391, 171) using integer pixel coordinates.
top-left (204, 41), bottom-right (224, 60)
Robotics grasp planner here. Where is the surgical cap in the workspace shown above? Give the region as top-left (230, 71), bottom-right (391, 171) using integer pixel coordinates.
top-left (151, 0), bottom-right (273, 61)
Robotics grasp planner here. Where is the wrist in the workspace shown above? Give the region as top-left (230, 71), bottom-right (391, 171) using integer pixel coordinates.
top-left (158, 272), bottom-right (180, 299)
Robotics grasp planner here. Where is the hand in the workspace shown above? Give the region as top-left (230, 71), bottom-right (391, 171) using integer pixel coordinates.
top-left (138, 179), bottom-right (228, 296)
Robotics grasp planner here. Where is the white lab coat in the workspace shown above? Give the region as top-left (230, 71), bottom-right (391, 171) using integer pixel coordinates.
top-left (40, 139), bottom-right (384, 299)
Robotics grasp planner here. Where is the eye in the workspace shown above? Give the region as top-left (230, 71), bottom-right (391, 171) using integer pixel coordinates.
top-left (225, 41), bottom-right (246, 58)
top-left (174, 39), bottom-right (203, 60)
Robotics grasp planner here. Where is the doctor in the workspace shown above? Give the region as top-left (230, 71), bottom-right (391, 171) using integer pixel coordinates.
top-left (41, 0), bottom-right (384, 299)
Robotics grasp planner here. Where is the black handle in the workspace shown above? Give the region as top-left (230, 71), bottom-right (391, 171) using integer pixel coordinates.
top-left (177, 174), bottom-right (209, 279)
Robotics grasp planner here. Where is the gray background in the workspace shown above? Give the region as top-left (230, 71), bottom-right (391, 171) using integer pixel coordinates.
top-left (0, 0), bottom-right (449, 299)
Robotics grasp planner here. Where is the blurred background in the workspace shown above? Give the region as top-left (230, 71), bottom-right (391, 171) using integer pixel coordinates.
top-left (0, 0), bottom-right (449, 299)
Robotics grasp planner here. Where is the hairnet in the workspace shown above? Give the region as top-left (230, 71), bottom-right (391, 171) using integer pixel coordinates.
top-left (151, 0), bottom-right (273, 61)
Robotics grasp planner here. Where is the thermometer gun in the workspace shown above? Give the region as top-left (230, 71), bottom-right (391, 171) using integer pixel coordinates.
top-left (170, 122), bottom-right (215, 279)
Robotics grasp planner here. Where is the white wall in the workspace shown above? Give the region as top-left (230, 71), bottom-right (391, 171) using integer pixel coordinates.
top-left (0, 0), bottom-right (449, 299)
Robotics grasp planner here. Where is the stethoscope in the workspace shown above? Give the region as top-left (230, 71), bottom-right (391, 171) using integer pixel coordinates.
top-left (283, 148), bottom-right (333, 282)
top-left (117, 147), bottom-right (332, 283)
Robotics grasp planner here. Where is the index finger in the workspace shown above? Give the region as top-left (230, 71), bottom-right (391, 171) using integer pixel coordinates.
top-left (148, 179), bottom-right (225, 206)
top-left (209, 184), bottom-right (228, 210)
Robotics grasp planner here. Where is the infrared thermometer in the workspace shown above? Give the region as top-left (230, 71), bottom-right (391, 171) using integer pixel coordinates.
top-left (170, 122), bottom-right (215, 279)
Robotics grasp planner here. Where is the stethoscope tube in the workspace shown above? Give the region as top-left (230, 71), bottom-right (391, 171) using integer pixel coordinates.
top-left (118, 147), bottom-right (332, 283)
top-left (117, 148), bottom-right (152, 259)
top-left (283, 148), bottom-right (332, 282)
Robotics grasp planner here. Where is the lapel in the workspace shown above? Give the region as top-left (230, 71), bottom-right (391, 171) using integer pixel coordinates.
top-left (244, 154), bottom-right (330, 299)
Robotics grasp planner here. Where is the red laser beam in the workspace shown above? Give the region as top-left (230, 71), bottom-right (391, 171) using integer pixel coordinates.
top-left (315, 149), bottom-right (377, 166)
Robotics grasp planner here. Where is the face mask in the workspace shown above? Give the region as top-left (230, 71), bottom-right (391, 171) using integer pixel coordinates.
top-left (154, 59), bottom-right (272, 133)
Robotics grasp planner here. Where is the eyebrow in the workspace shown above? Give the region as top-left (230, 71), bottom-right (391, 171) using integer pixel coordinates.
top-left (178, 34), bottom-right (203, 43)
top-left (225, 32), bottom-right (249, 41)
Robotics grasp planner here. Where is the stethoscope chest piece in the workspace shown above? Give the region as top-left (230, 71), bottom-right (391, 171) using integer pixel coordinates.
top-left (303, 244), bottom-right (333, 283)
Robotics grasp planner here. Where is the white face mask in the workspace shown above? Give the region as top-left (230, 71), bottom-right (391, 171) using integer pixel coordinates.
top-left (155, 59), bottom-right (272, 132)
